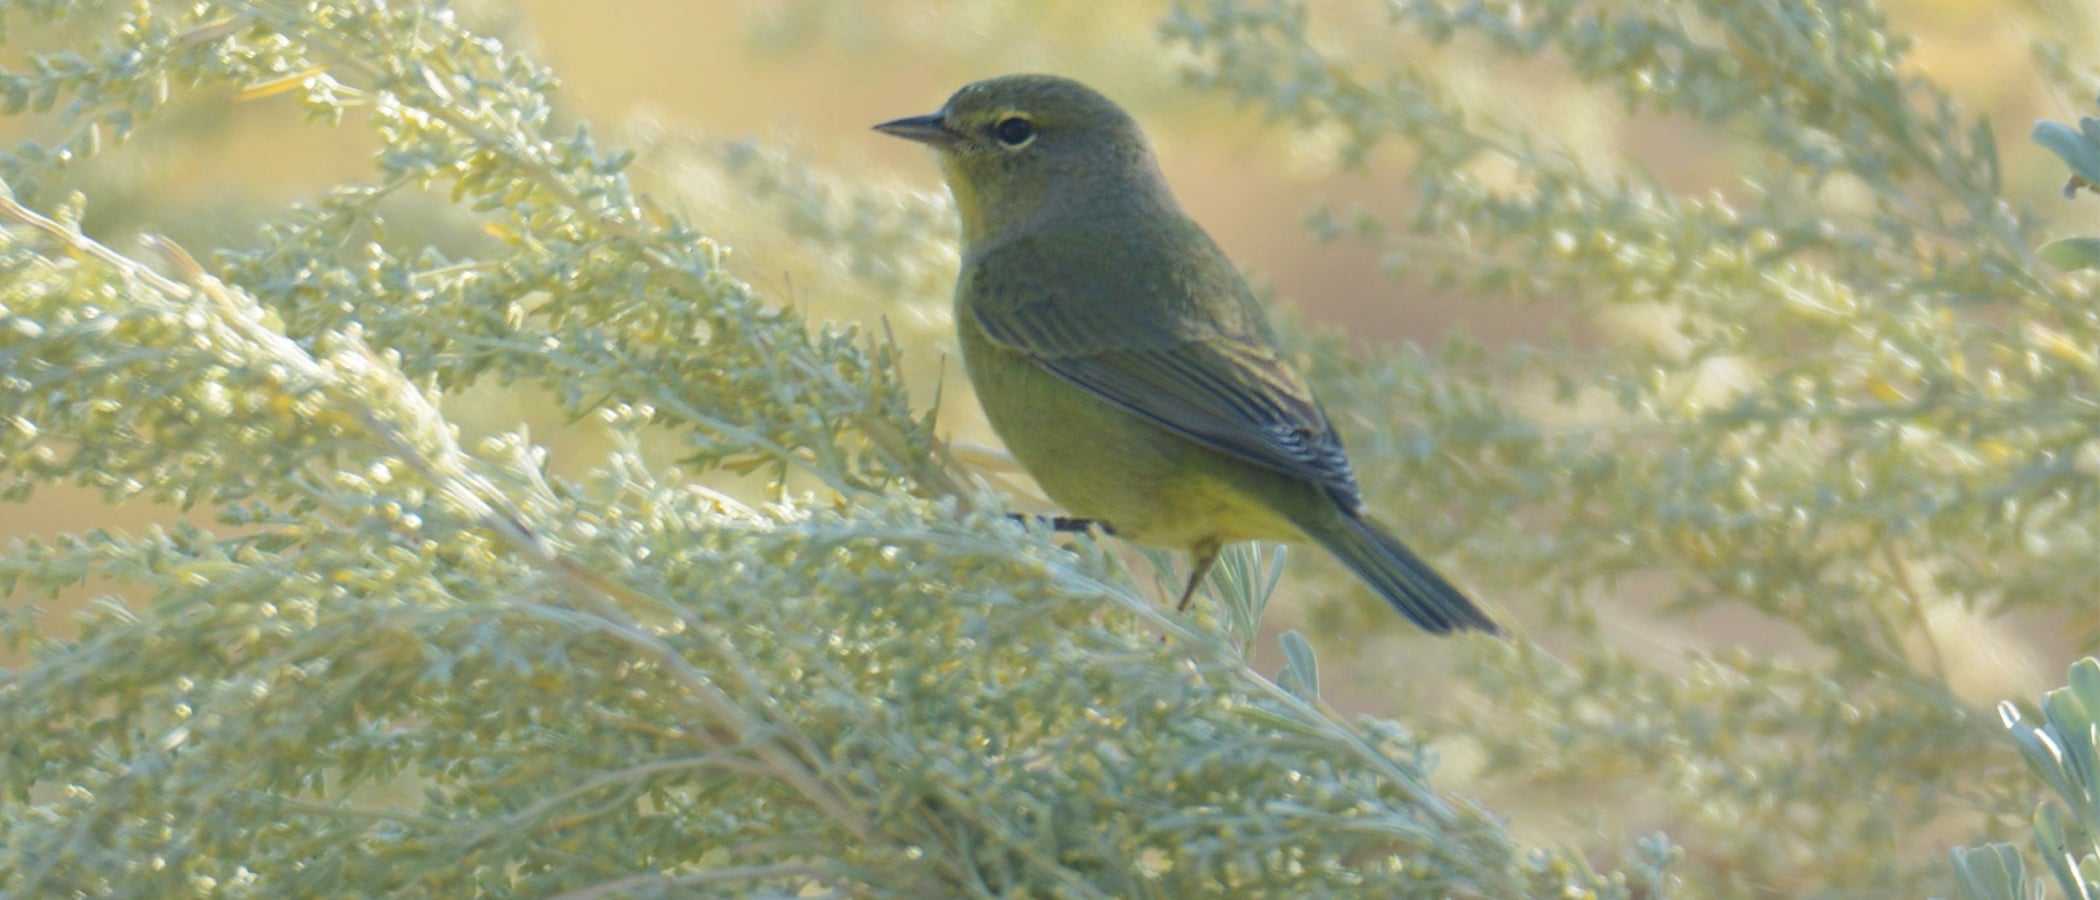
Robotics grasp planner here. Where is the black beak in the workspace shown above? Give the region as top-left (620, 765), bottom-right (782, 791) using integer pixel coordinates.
top-left (873, 113), bottom-right (958, 146)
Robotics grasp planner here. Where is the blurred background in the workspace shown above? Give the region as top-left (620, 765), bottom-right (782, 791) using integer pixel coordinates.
top-left (6, 0), bottom-right (2099, 882)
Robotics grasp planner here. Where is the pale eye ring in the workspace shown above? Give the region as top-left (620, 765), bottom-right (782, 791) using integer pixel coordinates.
top-left (992, 116), bottom-right (1035, 147)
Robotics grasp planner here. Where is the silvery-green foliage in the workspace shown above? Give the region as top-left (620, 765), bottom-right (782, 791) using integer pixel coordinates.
top-left (1954, 658), bottom-right (2100, 900)
top-left (0, 2), bottom-right (1657, 897)
top-left (1154, 0), bottom-right (2095, 895)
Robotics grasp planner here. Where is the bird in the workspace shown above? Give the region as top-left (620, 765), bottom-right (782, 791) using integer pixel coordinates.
top-left (875, 74), bottom-right (1500, 636)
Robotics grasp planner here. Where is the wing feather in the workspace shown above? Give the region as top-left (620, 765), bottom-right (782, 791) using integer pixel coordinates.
top-left (965, 223), bottom-right (1362, 507)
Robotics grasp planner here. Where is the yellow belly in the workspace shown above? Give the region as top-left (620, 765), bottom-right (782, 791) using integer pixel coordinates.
top-left (957, 318), bottom-right (1309, 550)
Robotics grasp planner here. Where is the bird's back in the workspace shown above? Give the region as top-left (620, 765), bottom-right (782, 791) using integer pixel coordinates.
top-left (959, 208), bottom-right (1365, 509)
top-left (963, 210), bottom-right (1272, 350)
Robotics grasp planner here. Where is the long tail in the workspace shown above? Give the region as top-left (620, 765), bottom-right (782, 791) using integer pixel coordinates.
top-left (1298, 509), bottom-right (1502, 636)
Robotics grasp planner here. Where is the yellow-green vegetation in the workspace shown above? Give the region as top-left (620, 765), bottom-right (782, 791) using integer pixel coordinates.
top-left (0, 0), bottom-right (2097, 897)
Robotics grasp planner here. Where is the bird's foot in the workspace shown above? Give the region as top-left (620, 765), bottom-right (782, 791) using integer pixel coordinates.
top-left (1008, 513), bottom-right (1116, 535)
top-left (1175, 539), bottom-right (1223, 613)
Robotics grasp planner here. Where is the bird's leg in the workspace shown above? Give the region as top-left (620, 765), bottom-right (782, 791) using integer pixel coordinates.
top-left (1007, 513), bottom-right (1115, 534)
top-left (1176, 539), bottom-right (1223, 612)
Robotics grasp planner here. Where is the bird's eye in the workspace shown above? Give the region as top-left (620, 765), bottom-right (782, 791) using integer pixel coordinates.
top-left (992, 116), bottom-right (1035, 147)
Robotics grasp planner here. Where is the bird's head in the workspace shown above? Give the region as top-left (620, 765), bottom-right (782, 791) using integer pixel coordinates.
top-left (876, 74), bottom-right (1169, 245)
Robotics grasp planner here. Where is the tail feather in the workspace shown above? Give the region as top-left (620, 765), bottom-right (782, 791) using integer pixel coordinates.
top-left (1302, 511), bottom-right (1501, 636)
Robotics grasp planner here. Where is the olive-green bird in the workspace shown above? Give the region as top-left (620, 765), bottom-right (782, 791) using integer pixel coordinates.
top-left (877, 74), bottom-right (1500, 635)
